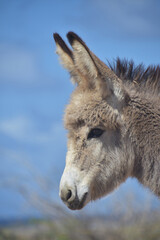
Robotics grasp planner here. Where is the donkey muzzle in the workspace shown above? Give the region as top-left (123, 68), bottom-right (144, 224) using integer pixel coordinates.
top-left (59, 168), bottom-right (89, 210)
top-left (60, 188), bottom-right (88, 210)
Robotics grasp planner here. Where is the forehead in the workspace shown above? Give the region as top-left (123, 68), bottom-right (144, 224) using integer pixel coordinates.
top-left (64, 88), bottom-right (118, 131)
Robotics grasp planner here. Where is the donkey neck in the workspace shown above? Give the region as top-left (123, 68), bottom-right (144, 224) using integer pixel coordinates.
top-left (124, 93), bottom-right (160, 196)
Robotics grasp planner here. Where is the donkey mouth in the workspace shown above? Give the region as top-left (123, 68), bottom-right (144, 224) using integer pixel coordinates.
top-left (66, 192), bottom-right (88, 210)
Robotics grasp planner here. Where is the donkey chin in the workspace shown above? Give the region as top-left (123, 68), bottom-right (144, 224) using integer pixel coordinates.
top-left (59, 168), bottom-right (91, 210)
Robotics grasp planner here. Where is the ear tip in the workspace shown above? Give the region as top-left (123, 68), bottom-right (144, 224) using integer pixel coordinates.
top-left (53, 33), bottom-right (61, 43)
top-left (67, 31), bottom-right (84, 46)
top-left (53, 33), bottom-right (73, 58)
top-left (67, 31), bottom-right (76, 45)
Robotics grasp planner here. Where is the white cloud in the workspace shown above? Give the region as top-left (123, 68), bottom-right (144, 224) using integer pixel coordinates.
top-left (0, 116), bottom-right (31, 140)
top-left (0, 116), bottom-right (65, 145)
top-left (0, 43), bottom-right (40, 83)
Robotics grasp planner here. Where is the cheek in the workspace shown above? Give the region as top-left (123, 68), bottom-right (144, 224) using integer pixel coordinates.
top-left (87, 141), bottom-right (105, 166)
top-left (93, 141), bottom-right (103, 157)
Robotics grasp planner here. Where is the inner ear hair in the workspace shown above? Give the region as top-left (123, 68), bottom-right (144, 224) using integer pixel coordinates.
top-left (53, 33), bottom-right (73, 60)
top-left (67, 32), bottom-right (87, 51)
top-left (67, 32), bottom-right (100, 82)
top-left (67, 32), bottom-right (99, 69)
top-left (53, 33), bottom-right (85, 85)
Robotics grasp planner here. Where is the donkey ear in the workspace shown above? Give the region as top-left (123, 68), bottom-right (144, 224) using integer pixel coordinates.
top-left (53, 33), bottom-right (73, 71)
top-left (53, 33), bottom-right (80, 84)
top-left (67, 32), bottom-right (98, 80)
top-left (67, 32), bottom-right (129, 108)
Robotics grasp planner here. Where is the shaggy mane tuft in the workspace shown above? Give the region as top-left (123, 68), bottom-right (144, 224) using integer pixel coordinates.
top-left (108, 58), bottom-right (160, 93)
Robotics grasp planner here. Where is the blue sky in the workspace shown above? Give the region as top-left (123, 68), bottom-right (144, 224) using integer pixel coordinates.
top-left (0, 0), bottom-right (160, 219)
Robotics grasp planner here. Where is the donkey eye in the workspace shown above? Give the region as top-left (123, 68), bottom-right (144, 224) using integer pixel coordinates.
top-left (87, 128), bottom-right (104, 139)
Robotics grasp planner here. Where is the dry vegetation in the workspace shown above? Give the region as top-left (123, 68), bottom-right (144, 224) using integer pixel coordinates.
top-left (0, 211), bottom-right (160, 240)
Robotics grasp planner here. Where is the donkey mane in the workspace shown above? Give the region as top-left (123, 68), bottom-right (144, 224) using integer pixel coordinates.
top-left (108, 58), bottom-right (160, 94)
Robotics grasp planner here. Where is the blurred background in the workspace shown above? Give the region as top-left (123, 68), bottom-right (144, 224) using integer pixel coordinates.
top-left (0, 0), bottom-right (160, 239)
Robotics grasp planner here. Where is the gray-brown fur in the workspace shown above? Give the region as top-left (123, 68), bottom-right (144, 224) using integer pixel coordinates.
top-left (53, 32), bottom-right (160, 210)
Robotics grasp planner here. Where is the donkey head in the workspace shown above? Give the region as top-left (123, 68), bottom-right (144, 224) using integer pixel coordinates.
top-left (54, 32), bottom-right (133, 210)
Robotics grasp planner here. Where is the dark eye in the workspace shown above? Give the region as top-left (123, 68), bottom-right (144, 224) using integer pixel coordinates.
top-left (87, 128), bottom-right (104, 139)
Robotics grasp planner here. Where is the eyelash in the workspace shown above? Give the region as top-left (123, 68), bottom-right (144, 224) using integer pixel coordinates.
top-left (87, 128), bottom-right (104, 139)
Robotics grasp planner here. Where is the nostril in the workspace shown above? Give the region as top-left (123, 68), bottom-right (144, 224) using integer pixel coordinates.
top-left (60, 188), bottom-right (74, 203)
top-left (66, 189), bottom-right (72, 201)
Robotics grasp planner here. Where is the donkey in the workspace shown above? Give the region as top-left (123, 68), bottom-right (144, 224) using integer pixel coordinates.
top-left (53, 32), bottom-right (160, 210)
